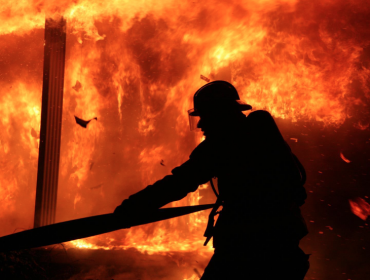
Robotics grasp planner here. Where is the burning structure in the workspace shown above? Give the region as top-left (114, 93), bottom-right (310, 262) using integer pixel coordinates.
top-left (1, 0), bottom-right (370, 279)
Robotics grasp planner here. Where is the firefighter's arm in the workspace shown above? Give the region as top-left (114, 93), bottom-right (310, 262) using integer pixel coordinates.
top-left (114, 142), bottom-right (214, 214)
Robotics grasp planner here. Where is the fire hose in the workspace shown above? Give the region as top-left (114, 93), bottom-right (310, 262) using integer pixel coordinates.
top-left (0, 204), bottom-right (214, 251)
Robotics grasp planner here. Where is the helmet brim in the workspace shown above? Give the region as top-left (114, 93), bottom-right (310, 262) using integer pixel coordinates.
top-left (188, 100), bottom-right (252, 116)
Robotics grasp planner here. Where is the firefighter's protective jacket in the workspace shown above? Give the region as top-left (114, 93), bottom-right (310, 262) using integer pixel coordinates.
top-left (127, 110), bottom-right (308, 248)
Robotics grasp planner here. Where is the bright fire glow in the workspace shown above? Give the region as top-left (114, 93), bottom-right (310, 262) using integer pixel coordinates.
top-left (1, 0), bottom-right (370, 261)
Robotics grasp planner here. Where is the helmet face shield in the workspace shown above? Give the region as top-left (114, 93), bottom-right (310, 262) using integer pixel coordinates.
top-left (188, 109), bottom-right (201, 131)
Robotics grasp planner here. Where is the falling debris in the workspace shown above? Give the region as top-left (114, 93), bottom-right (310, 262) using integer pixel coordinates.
top-left (74, 116), bottom-right (97, 128)
top-left (340, 152), bottom-right (351, 163)
top-left (30, 128), bottom-right (39, 138)
top-left (200, 75), bottom-right (210, 82)
top-left (290, 138), bottom-right (298, 142)
top-left (160, 159), bottom-right (165, 166)
top-left (193, 268), bottom-right (202, 278)
top-left (90, 183), bottom-right (103, 190)
top-left (72, 80), bottom-right (82, 92)
top-left (349, 197), bottom-right (370, 220)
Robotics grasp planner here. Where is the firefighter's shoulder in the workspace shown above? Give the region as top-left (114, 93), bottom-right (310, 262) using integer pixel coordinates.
top-left (248, 110), bottom-right (274, 121)
top-left (189, 138), bottom-right (212, 160)
top-left (246, 110), bottom-right (281, 137)
top-left (247, 110), bottom-right (277, 127)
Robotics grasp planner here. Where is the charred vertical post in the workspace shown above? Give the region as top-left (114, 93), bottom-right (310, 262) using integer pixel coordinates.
top-left (34, 17), bottom-right (66, 228)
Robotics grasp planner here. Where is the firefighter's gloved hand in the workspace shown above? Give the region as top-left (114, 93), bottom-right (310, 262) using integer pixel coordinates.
top-left (114, 199), bottom-right (136, 216)
top-left (114, 198), bottom-right (149, 220)
top-left (114, 199), bottom-right (143, 228)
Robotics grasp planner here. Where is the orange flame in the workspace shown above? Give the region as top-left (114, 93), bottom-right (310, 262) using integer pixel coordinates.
top-left (1, 0), bottom-right (370, 260)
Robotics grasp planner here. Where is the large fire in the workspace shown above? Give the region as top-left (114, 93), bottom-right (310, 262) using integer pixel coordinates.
top-left (1, 0), bottom-right (370, 278)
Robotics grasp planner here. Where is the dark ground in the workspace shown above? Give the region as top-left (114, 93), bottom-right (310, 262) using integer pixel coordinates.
top-left (0, 247), bottom-right (211, 280)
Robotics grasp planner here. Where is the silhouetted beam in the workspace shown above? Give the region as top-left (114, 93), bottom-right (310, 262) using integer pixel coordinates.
top-left (0, 204), bottom-right (214, 252)
top-left (34, 17), bottom-right (66, 228)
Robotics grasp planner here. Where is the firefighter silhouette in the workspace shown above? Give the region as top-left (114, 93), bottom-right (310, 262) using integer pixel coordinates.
top-left (115, 81), bottom-right (310, 279)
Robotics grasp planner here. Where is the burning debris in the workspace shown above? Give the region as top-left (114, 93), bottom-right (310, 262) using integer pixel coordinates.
top-left (74, 116), bottom-right (98, 128)
top-left (72, 80), bottom-right (82, 92)
top-left (90, 183), bottom-right (103, 190)
top-left (193, 268), bottom-right (202, 278)
top-left (340, 152), bottom-right (351, 163)
top-left (30, 128), bottom-right (39, 139)
top-left (349, 198), bottom-right (370, 221)
top-left (200, 75), bottom-right (210, 83)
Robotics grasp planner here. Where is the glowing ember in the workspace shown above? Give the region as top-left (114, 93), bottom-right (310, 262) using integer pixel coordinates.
top-left (349, 198), bottom-right (370, 221)
top-left (340, 152), bottom-right (351, 163)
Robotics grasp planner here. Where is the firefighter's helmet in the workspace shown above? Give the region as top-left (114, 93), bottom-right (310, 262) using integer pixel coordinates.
top-left (188, 80), bottom-right (252, 131)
